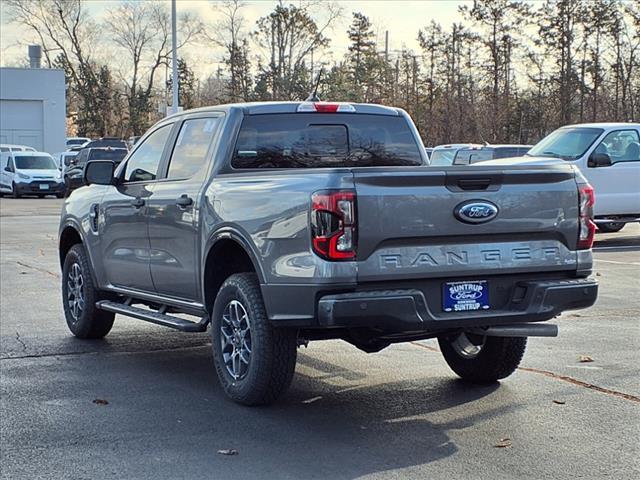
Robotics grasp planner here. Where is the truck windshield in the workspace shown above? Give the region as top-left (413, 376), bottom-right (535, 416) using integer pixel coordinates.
top-left (14, 156), bottom-right (57, 170)
top-left (527, 128), bottom-right (603, 160)
top-left (232, 114), bottom-right (423, 168)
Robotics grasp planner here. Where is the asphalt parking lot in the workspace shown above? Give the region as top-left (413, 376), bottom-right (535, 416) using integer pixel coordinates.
top-left (1, 197), bottom-right (638, 480)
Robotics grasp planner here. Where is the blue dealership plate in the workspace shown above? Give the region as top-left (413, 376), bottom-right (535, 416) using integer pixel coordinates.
top-left (443, 280), bottom-right (490, 312)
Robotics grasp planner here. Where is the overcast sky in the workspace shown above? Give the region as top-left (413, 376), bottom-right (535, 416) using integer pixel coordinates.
top-left (0, 0), bottom-right (470, 76)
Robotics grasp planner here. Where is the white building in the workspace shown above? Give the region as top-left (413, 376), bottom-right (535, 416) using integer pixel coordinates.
top-left (0, 66), bottom-right (66, 153)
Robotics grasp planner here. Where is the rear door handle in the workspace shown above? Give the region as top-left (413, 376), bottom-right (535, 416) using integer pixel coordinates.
top-left (176, 194), bottom-right (193, 208)
top-left (131, 197), bottom-right (145, 209)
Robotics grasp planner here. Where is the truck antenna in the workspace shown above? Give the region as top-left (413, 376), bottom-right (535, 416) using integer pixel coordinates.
top-left (305, 67), bottom-right (323, 102)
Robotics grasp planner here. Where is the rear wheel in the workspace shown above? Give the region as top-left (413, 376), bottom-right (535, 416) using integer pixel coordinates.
top-left (438, 332), bottom-right (526, 383)
top-left (211, 273), bottom-right (297, 406)
top-left (62, 244), bottom-right (114, 339)
top-left (597, 222), bottom-right (625, 233)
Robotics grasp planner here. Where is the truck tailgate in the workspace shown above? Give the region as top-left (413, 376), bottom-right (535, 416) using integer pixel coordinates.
top-left (352, 166), bottom-right (580, 282)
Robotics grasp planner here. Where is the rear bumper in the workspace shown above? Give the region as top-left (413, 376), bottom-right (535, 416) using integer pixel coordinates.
top-left (316, 278), bottom-right (598, 332)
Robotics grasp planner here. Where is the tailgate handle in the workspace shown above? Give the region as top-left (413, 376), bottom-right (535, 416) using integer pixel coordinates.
top-left (457, 178), bottom-right (492, 190)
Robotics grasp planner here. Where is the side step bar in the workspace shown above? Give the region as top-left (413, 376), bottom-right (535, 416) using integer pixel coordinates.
top-left (469, 324), bottom-right (558, 338)
top-left (96, 300), bottom-right (208, 332)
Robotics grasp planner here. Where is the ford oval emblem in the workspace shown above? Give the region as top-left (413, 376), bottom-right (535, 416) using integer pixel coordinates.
top-left (454, 200), bottom-right (499, 224)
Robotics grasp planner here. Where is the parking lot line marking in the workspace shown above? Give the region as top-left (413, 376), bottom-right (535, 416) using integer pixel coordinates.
top-left (594, 259), bottom-right (640, 266)
top-left (593, 245), bottom-right (639, 251)
top-left (518, 366), bottom-right (640, 404)
top-left (410, 341), bottom-right (439, 352)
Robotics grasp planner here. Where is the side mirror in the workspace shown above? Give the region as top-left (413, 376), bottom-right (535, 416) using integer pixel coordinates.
top-left (588, 152), bottom-right (612, 168)
top-left (84, 160), bottom-right (115, 186)
top-left (64, 157), bottom-right (74, 167)
top-left (4, 166), bottom-right (11, 172)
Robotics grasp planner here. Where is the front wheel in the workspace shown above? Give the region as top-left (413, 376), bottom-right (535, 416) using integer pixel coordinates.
top-left (597, 222), bottom-right (625, 233)
top-left (438, 332), bottom-right (527, 383)
top-left (11, 183), bottom-right (21, 199)
top-left (211, 273), bottom-right (297, 406)
top-left (62, 244), bottom-right (115, 339)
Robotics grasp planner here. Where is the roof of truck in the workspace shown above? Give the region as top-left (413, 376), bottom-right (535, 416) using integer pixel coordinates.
top-left (164, 101), bottom-right (402, 119)
top-left (560, 122), bottom-right (640, 129)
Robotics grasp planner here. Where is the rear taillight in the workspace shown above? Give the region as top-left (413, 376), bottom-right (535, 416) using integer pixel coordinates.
top-left (311, 190), bottom-right (357, 260)
top-left (578, 184), bottom-right (596, 250)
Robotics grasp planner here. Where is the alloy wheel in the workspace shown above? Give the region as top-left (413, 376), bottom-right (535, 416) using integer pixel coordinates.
top-left (66, 263), bottom-right (85, 323)
top-left (220, 299), bottom-right (252, 380)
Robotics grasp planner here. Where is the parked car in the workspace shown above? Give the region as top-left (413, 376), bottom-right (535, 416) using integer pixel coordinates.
top-left (482, 123), bottom-right (640, 233)
top-left (453, 144), bottom-right (533, 165)
top-left (64, 147), bottom-right (128, 195)
top-left (54, 151), bottom-right (78, 171)
top-left (0, 144), bottom-right (37, 153)
top-left (0, 151), bottom-right (65, 198)
top-left (59, 101), bottom-right (597, 406)
top-left (429, 143), bottom-right (482, 166)
top-left (66, 137), bottom-right (91, 149)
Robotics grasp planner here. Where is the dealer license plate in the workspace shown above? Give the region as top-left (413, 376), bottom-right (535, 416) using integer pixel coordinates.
top-left (443, 280), bottom-right (490, 312)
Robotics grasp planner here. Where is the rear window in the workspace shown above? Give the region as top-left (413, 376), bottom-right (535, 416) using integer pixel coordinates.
top-left (429, 149), bottom-right (456, 166)
top-left (232, 114), bottom-right (423, 168)
top-left (453, 149), bottom-right (494, 165)
top-left (88, 149), bottom-right (127, 162)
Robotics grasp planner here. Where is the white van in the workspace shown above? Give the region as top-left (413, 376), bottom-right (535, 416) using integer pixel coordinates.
top-left (0, 151), bottom-right (65, 198)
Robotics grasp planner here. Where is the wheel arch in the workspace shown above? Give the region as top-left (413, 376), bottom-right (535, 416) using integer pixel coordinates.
top-left (202, 229), bottom-right (266, 313)
top-left (59, 222), bottom-right (84, 268)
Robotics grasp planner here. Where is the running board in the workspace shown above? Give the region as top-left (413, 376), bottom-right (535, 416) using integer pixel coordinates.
top-left (96, 300), bottom-right (208, 332)
top-left (469, 324), bottom-right (558, 337)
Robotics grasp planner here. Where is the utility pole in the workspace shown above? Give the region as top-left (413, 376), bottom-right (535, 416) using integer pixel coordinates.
top-left (384, 31), bottom-right (389, 62)
top-left (171, 0), bottom-right (179, 115)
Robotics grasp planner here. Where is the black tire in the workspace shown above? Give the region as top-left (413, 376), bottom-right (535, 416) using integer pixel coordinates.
top-left (211, 272), bottom-right (297, 406)
top-left (438, 333), bottom-right (527, 383)
top-left (56, 192), bottom-right (65, 199)
top-left (597, 222), bottom-right (625, 233)
top-left (62, 244), bottom-right (115, 339)
top-left (11, 183), bottom-right (20, 199)
top-left (64, 178), bottom-right (71, 198)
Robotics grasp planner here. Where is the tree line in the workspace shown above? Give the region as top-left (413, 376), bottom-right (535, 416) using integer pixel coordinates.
top-left (5, 0), bottom-right (640, 146)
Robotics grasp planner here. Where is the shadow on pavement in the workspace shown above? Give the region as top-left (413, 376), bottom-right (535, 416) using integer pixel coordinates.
top-left (67, 346), bottom-right (513, 479)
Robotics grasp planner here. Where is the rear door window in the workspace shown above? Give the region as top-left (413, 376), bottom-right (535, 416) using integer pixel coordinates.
top-left (166, 117), bottom-right (220, 179)
top-left (232, 114), bottom-right (422, 168)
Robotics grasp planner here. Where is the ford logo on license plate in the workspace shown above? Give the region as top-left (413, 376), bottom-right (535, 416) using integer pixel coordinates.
top-left (454, 200), bottom-right (499, 224)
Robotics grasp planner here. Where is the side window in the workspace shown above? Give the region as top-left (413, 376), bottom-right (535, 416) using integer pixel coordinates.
top-left (166, 118), bottom-right (219, 179)
top-left (124, 125), bottom-right (172, 182)
top-left (595, 130), bottom-right (640, 164)
top-left (76, 150), bottom-right (88, 165)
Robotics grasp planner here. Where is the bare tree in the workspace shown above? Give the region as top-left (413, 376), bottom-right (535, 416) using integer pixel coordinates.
top-left (252, 1), bottom-right (342, 100)
top-left (206, 0), bottom-right (252, 101)
top-left (106, 1), bottom-right (203, 135)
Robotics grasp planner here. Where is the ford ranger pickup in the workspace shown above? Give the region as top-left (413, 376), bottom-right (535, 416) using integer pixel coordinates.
top-left (58, 101), bottom-right (598, 405)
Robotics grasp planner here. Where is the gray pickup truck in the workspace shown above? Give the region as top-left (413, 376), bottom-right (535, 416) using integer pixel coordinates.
top-left (59, 101), bottom-right (598, 405)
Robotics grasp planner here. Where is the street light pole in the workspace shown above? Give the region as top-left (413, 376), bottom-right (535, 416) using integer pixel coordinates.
top-left (171, 0), bottom-right (179, 115)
